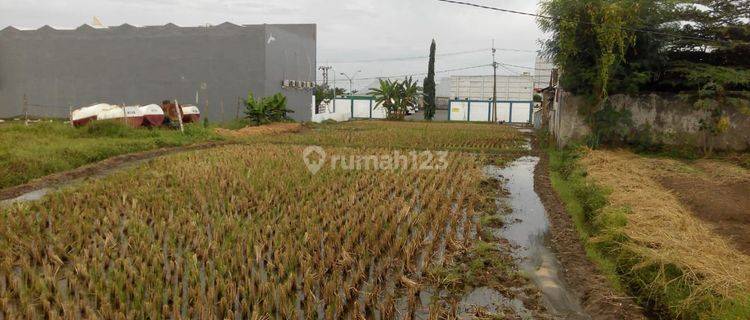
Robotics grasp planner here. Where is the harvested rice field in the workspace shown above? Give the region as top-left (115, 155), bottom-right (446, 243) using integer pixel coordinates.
top-left (570, 149), bottom-right (750, 318)
top-left (251, 121), bottom-right (528, 156)
top-left (0, 121), bottom-right (558, 319)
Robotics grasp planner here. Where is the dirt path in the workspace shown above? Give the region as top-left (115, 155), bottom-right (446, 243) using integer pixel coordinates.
top-left (0, 141), bottom-right (235, 202)
top-left (660, 173), bottom-right (750, 256)
top-left (532, 143), bottom-right (645, 320)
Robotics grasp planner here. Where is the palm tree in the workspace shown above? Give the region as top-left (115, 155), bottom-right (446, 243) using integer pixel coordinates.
top-left (369, 78), bottom-right (422, 120)
top-left (401, 77), bottom-right (421, 113)
top-left (369, 79), bottom-right (402, 120)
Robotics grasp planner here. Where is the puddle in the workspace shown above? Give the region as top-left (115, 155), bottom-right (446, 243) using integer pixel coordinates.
top-left (484, 157), bottom-right (590, 319)
top-left (1, 159), bottom-right (151, 208)
top-left (458, 287), bottom-right (532, 319)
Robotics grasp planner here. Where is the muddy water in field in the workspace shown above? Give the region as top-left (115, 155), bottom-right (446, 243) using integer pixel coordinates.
top-left (0, 159), bottom-right (150, 207)
top-left (1, 188), bottom-right (52, 205)
top-left (485, 157), bottom-right (590, 320)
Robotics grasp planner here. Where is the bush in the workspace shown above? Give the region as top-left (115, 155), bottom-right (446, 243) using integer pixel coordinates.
top-left (573, 182), bottom-right (608, 224)
top-left (550, 148), bottom-right (579, 180)
top-left (244, 92), bottom-right (294, 125)
top-left (587, 101), bottom-right (633, 148)
top-left (81, 120), bottom-right (137, 138)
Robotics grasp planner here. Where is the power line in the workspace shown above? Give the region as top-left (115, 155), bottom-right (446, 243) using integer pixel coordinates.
top-left (499, 62), bottom-right (535, 71)
top-left (438, 0), bottom-right (545, 19)
top-left (317, 64), bottom-right (494, 84)
top-left (436, 0), bottom-right (732, 44)
top-left (320, 47), bottom-right (536, 64)
top-left (358, 64), bottom-right (493, 81)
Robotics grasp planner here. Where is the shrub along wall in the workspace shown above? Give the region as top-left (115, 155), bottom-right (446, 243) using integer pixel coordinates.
top-left (553, 93), bottom-right (750, 151)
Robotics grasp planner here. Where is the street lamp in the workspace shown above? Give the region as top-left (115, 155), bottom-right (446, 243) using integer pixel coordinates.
top-left (340, 70), bottom-right (362, 96)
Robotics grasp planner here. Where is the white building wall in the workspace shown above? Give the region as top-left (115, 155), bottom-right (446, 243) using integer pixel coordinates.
top-left (450, 75), bottom-right (534, 101)
top-left (534, 55), bottom-right (555, 90)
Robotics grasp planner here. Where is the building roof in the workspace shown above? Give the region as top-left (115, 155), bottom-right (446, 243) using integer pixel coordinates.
top-left (0, 22), bottom-right (284, 33)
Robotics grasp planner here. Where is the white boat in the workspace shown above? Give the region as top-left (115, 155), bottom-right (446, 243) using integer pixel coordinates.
top-left (180, 105), bottom-right (201, 123)
top-left (139, 104), bottom-right (165, 127)
top-left (97, 105), bottom-right (144, 127)
top-left (71, 103), bottom-right (114, 127)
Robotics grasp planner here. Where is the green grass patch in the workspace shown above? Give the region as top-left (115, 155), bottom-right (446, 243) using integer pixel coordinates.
top-left (426, 239), bottom-right (514, 294)
top-left (0, 121), bottom-right (221, 189)
top-left (547, 147), bottom-right (750, 319)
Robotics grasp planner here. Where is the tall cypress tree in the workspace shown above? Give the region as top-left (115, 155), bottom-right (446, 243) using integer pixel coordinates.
top-left (423, 40), bottom-right (437, 120)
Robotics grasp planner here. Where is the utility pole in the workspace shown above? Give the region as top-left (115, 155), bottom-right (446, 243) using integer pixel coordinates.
top-left (236, 97), bottom-right (241, 119)
top-left (492, 40), bottom-right (498, 123)
top-left (221, 99), bottom-right (225, 122)
top-left (332, 69), bottom-right (337, 111)
top-left (319, 66), bottom-right (332, 86)
top-left (340, 70), bottom-right (362, 96)
top-left (319, 66), bottom-right (333, 113)
top-left (23, 94), bottom-right (29, 126)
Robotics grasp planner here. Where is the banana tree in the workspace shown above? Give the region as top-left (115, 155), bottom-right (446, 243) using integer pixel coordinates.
top-left (244, 92), bottom-right (294, 125)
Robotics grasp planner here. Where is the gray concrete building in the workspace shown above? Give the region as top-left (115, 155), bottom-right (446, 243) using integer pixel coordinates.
top-left (0, 23), bottom-right (316, 122)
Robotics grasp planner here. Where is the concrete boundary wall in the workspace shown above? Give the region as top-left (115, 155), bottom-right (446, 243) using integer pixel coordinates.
top-left (0, 23), bottom-right (316, 122)
top-left (550, 92), bottom-right (750, 151)
top-left (311, 96), bottom-right (389, 123)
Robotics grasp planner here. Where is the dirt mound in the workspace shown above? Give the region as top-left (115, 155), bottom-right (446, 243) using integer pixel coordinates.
top-left (216, 123), bottom-right (302, 138)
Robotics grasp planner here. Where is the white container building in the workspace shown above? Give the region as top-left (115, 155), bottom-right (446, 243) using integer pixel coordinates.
top-left (450, 75), bottom-right (534, 101)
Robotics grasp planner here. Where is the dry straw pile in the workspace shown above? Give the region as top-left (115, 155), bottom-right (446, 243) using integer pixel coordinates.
top-left (0, 143), bottom-right (490, 319)
top-left (215, 123), bottom-right (303, 138)
top-left (580, 150), bottom-right (750, 303)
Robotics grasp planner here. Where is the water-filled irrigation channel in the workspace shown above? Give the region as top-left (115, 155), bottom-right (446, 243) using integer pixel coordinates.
top-left (485, 156), bottom-right (590, 319)
top-left (0, 159), bottom-right (150, 207)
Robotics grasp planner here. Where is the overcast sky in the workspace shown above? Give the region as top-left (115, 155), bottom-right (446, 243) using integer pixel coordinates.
top-left (1, 0), bottom-right (545, 90)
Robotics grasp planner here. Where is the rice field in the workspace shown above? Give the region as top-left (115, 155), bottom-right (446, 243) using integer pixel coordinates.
top-left (251, 121), bottom-right (527, 155)
top-left (0, 122), bottom-right (528, 319)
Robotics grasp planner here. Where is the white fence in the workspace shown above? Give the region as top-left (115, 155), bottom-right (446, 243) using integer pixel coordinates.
top-left (448, 99), bottom-right (533, 123)
top-left (311, 96), bottom-right (387, 123)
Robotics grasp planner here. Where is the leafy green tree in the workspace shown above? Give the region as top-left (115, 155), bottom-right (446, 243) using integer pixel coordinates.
top-left (539, 0), bottom-right (641, 101)
top-left (540, 0), bottom-right (749, 152)
top-left (540, 0), bottom-right (749, 95)
top-left (244, 92), bottom-right (294, 125)
top-left (423, 40), bottom-right (437, 120)
top-left (660, 1), bottom-right (750, 90)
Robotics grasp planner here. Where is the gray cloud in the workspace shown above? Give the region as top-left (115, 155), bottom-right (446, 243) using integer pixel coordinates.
top-left (1, 0), bottom-right (545, 90)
